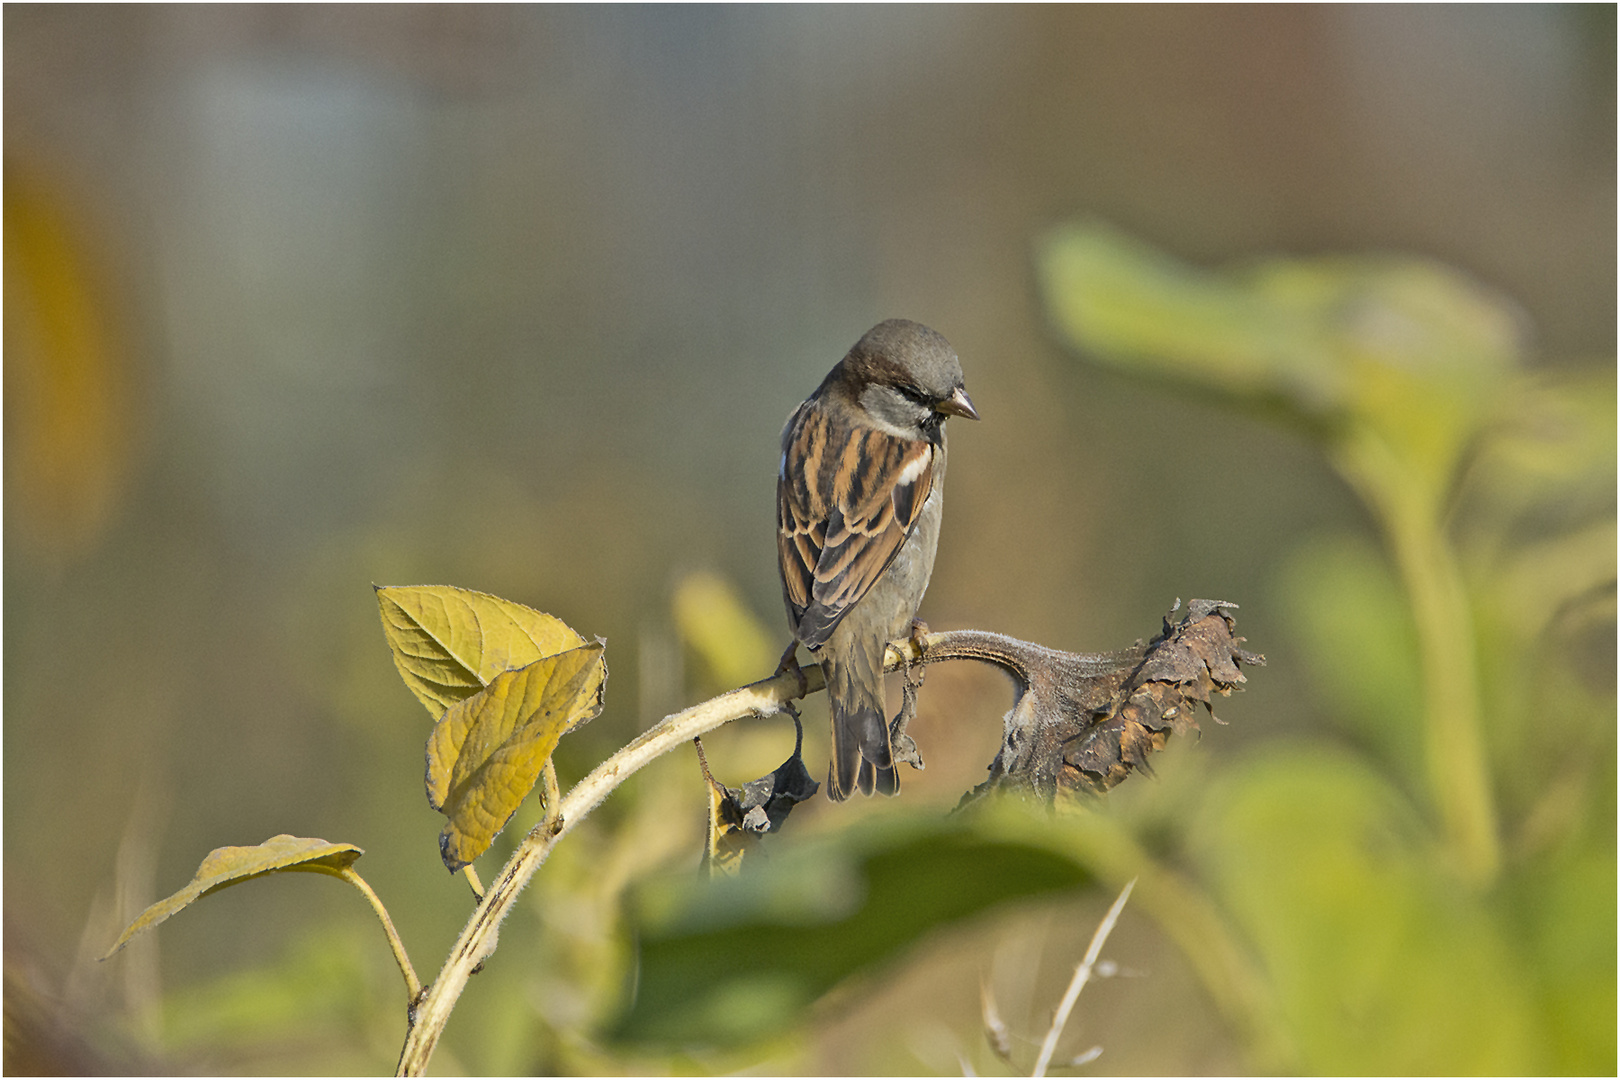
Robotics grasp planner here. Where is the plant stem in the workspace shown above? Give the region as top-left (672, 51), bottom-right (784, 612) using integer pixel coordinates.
top-left (1334, 429), bottom-right (1500, 885)
top-left (394, 662), bottom-right (828, 1076)
top-left (459, 865), bottom-right (485, 902)
top-left (339, 866), bottom-right (422, 1002)
top-left (1032, 878), bottom-right (1134, 1078)
top-left (540, 758), bottom-right (561, 822)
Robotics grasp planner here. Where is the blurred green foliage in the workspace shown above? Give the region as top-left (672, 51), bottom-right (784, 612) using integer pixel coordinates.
top-left (616, 812), bottom-right (1092, 1048)
top-left (159, 927), bottom-right (397, 1074)
top-left (1033, 222), bottom-right (1615, 1073)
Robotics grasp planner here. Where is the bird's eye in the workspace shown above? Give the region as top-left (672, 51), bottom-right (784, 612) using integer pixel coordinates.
top-left (897, 385), bottom-right (931, 408)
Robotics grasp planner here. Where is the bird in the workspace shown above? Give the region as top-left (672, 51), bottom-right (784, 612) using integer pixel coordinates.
top-left (776, 318), bottom-right (978, 800)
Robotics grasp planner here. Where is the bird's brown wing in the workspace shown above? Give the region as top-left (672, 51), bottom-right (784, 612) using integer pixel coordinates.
top-left (777, 403), bottom-right (936, 650)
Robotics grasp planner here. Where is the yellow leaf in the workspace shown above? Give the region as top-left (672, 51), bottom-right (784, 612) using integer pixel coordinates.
top-left (102, 836), bottom-right (362, 959)
top-left (673, 571), bottom-right (776, 691)
top-left (703, 769), bottom-right (755, 878)
top-left (428, 642), bottom-right (606, 871)
top-left (4, 165), bottom-right (134, 564)
top-left (375, 585), bottom-right (588, 720)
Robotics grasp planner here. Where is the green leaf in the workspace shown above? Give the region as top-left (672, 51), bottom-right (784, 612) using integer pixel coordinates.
top-left (375, 584), bottom-right (589, 721)
top-left (1276, 535), bottom-right (1422, 786)
top-left (428, 641), bottom-right (607, 871)
top-left (1510, 845), bottom-right (1618, 1074)
top-left (1190, 750), bottom-right (1545, 1073)
top-left (1038, 221), bottom-right (1520, 410)
top-left (610, 813), bottom-right (1092, 1048)
top-left (1037, 220), bottom-right (1347, 410)
top-left (1462, 368), bottom-right (1617, 564)
top-left (1036, 221), bottom-right (1525, 494)
top-left (102, 836), bottom-right (363, 959)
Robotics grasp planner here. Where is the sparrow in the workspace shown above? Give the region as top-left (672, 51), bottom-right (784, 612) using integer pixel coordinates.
top-left (776, 319), bottom-right (978, 801)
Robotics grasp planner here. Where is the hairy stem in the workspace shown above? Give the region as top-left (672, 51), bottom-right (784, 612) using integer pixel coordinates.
top-left (339, 867), bottom-right (422, 1003)
top-left (395, 661), bottom-right (830, 1075)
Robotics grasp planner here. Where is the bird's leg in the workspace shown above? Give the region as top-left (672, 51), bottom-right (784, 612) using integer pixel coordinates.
top-left (775, 639), bottom-right (809, 698)
top-left (906, 619), bottom-right (931, 686)
top-left (889, 623), bottom-right (930, 771)
top-left (782, 699), bottom-right (805, 748)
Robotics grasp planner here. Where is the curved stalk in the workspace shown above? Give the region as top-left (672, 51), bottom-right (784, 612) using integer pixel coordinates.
top-left (339, 866), bottom-right (422, 1003)
top-left (395, 662), bottom-right (829, 1075)
top-left (1334, 428), bottom-right (1500, 885)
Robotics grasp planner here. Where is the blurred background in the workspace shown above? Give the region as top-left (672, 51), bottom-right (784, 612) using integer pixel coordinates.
top-left (5, 5), bottom-right (1613, 1075)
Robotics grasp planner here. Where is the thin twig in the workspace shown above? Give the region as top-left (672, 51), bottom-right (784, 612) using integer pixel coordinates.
top-left (1031, 878), bottom-right (1135, 1078)
top-left (339, 866), bottom-right (423, 1003)
top-left (980, 980), bottom-right (1014, 1065)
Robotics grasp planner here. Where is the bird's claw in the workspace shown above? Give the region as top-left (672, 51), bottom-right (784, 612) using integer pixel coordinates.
top-left (904, 619), bottom-right (930, 689)
top-left (888, 645), bottom-right (926, 771)
top-left (775, 640), bottom-right (809, 698)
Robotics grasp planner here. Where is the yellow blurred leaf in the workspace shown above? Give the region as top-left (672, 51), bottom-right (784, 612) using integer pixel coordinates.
top-left (673, 571), bottom-right (775, 691)
top-left (102, 836), bottom-right (362, 959)
top-left (375, 584), bottom-right (589, 720)
top-left (4, 165), bottom-right (133, 563)
top-left (428, 642), bottom-right (606, 871)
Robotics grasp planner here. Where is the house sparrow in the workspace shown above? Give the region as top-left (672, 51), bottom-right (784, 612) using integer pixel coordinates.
top-left (777, 319), bottom-right (978, 800)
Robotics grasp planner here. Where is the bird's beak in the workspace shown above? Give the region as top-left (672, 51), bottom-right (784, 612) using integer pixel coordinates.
top-left (936, 387), bottom-right (980, 421)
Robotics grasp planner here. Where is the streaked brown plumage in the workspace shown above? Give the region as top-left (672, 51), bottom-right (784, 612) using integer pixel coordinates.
top-left (777, 319), bottom-right (977, 800)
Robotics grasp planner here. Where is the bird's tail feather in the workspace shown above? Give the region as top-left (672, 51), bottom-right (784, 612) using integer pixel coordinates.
top-left (857, 757), bottom-right (900, 797)
top-left (822, 645), bottom-right (898, 801)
